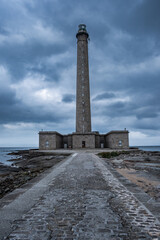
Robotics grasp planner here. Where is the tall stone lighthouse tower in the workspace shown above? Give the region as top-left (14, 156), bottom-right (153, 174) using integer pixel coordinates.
top-left (39, 24), bottom-right (129, 150)
top-left (76, 24), bottom-right (91, 133)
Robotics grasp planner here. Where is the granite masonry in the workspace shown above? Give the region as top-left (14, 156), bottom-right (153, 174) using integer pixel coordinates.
top-left (39, 24), bottom-right (129, 150)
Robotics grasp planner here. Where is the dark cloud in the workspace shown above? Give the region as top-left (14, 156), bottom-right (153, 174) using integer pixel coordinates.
top-left (99, 101), bottom-right (131, 118)
top-left (62, 94), bottom-right (75, 103)
top-left (92, 92), bottom-right (116, 101)
top-left (0, 89), bottom-right (17, 105)
top-left (0, 27), bottom-right (9, 35)
top-left (0, 83), bottom-right (72, 125)
top-left (103, 100), bottom-right (158, 120)
top-left (0, 40), bottom-right (68, 81)
top-left (134, 119), bottom-right (160, 131)
top-left (0, 0), bottom-right (160, 145)
top-left (136, 110), bottom-right (158, 120)
top-left (115, 0), bottom-right (160, 37)
top-left (0, 101), bottom-right (68, 125)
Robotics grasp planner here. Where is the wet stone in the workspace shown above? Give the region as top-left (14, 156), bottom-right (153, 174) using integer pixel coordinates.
top-left (4, 153), bottom-right (160, 240)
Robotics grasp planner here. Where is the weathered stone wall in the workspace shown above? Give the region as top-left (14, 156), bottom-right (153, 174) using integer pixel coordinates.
top-left (63, 135), bottom-right (68, 148)
top-left (95, 135), bottom-right (100, 148)
top-left (39, 132), bottom-right (56, 150)
top-left (63, 134), bottom-right (72, 148)
top-left (72, 134), bottom-right (95, 148)
top-left (68, 135), bottom-right (72, 148)
top-left (39, 131), bottom-right (129, 150)
top-left (100, 135), bottom-right (106, 148)
top-left (39, 132), bottom-right (63, 150)
top-left (105, 131), bottom-right (129, 149)
top-left (56, 134), bottom-right (63, 149)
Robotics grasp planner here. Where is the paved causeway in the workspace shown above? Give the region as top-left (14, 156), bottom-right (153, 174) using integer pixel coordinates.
top-left (0, 153), bottom-right (160, 239)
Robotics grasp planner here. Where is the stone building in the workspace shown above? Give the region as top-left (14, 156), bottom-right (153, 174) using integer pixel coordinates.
top-left (39, 24), bottom-right (129, 150)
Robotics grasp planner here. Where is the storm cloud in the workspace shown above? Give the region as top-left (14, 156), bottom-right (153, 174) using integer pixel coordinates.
top-left (0, 0), bottom-right (159, 146)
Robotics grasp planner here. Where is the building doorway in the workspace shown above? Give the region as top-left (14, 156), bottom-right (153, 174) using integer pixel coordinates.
top-left (82, 141), bottom-right (85, 148)
top-left (101, 143), bottom-right (104, 148)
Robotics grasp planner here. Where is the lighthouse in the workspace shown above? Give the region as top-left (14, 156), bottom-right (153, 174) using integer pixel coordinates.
top-left (76, 24), bottom-right (91, 133)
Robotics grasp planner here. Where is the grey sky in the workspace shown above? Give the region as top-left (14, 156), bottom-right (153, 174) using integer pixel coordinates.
top-left (0, 0), bottom-right (159, 146)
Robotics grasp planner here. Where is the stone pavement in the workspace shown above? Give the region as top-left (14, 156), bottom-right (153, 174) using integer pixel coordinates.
top-left (0, 153), bottom-right (160, 239)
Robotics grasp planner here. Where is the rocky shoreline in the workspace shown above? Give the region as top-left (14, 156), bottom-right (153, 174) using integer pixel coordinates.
top-left (99, 150), bottom-right (160, 201)
top-left (0, 150), bottom-right (70, 199)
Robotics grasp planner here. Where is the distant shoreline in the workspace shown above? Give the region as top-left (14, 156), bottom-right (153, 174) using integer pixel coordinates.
top-left (0, 146), bottom-right (160, 166)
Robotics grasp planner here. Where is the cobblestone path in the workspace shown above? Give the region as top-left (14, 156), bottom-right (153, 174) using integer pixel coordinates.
top-left (4, 153), bottom-right (160, 240)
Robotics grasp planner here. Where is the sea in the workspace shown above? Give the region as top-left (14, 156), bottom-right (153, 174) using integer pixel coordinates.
top-left (135, 146), bottom-right (160, 152)
top-left (0, 146), bottom-right (160, 166)
top-left (0, 147), bottom-right (36, 166)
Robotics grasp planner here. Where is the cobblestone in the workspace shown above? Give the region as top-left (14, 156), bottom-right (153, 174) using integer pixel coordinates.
top-left (94, 154), bottom-right (160, 239)
top-left (3, 153), bottom-right (160, 239)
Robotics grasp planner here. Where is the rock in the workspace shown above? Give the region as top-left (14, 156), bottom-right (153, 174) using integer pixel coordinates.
top-left (0, 151), bottom-right (70, 199)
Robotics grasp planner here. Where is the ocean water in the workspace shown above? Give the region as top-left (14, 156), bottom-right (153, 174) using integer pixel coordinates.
top-left (0, 147), bottom-right (35, 166)
top-left (136, 146), bottom-right (160, 152)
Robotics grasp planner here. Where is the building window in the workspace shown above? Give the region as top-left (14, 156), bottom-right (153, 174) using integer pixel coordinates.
top-left (119, 140), bottom-right (122, 146)
top-left (45, 141), bottom-right (49, 148)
